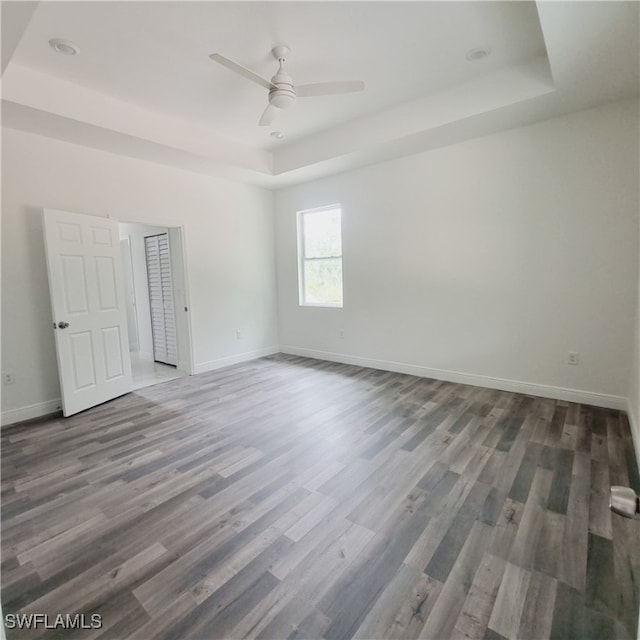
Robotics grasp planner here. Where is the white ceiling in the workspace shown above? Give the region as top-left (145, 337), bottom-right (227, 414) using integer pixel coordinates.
top-left (8, 1), bottom-right (547, 149)
top-left (2, 1), bottom-right (638, 188)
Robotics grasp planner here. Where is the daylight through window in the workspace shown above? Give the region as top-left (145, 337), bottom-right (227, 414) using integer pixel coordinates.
top-left (298, 205), bottom-right (343, 307)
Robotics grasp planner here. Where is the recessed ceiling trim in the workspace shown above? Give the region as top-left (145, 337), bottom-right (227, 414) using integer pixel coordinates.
top-left (466, 47), bottom-right (492, 61)
top-left (49, 38), bottom-right (79, 56)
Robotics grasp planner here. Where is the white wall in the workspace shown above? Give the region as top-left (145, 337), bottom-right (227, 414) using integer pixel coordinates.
top-left (275, 99), bottom-right (640, 408)
top-left (628, 220), bottom-right (640, 464)
top-left (1, 128), bottom-right (278, 424)
top-left (2, 100), bottom-right (638, 425)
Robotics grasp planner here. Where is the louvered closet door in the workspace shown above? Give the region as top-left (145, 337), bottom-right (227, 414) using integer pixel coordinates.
top-left (144, 234), bottom-right (177, 366)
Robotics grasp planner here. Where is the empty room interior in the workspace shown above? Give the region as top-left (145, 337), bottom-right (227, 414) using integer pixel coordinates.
top-left (2, 1), bottom-right (640, 639)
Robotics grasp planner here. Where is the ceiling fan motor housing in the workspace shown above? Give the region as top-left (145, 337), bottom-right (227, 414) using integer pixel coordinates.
top-left (269, 68), bottom-right (296, 109)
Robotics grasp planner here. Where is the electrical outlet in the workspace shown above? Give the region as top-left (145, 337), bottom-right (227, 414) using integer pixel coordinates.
top-left (236, 330), bottom-right (243, 340)
top-left (567, 352), bottom-right (579, 365)
top-left (339, 329), bottom-right (345, 339)
top-left (2, 371), bottom-right (15, 385)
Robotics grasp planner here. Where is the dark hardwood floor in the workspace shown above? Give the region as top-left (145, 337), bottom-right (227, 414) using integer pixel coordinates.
top-left (2, 354), bottom-right (639, 639)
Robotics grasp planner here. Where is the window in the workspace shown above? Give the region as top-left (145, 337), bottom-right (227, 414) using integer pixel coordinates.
top-left (297, 205), bottom-right (343, 307)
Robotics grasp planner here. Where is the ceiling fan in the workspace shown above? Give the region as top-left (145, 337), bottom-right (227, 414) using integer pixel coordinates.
top-left (209, 45), bottom-right (365, 127)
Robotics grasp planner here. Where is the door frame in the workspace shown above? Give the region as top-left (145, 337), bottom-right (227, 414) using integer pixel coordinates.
top-left (113, 215), bottom-right (195, 376)
top-left (120, 236), bottom-right (140, 353)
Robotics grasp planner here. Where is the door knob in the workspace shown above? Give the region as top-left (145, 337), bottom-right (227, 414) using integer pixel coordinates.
top-left (58, 321), bottom-right (70, 329)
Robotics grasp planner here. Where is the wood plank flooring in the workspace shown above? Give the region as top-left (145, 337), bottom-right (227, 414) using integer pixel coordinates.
top-left (2, 354), bottom-right (639, 639)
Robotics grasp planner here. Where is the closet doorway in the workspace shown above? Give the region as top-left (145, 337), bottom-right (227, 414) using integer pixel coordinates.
top-left (119, 222), bottom-right (190, 390)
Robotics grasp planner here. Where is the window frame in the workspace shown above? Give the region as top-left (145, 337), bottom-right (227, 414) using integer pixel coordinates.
top-left (297, 204), bottom-right (344, 308)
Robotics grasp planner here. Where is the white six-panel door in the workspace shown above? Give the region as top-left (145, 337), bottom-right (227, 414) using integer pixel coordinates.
top-left (43, 209), bottom-right (132, 416)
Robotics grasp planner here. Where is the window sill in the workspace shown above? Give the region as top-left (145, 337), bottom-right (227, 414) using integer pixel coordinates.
top-left (299, 302), bottom-right (343, 309)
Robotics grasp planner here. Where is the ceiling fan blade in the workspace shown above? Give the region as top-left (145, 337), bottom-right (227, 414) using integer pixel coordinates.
top-left (209, 53), bottom-right (276, 91)
top-left (296, 80), bottom-right (365, 97)
top-left (258, 104), bottom-right (279, 127)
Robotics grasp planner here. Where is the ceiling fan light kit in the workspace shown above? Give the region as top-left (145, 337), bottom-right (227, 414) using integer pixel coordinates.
top-left (210, 44), bottom-right (365, 127)
top-left (268, 47), bottom-right (296, 109)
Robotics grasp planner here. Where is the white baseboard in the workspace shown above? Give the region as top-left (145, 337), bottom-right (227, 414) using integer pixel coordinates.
top-left (0, 347), bottom-right (278, 427)
top-left (1, 399), bottom-right (62, 427)
top-left (2, 347), bottom-right (630, 431)
top-left (194, 346), bottom-right (280, 375)
top-left (280, 345), bottom-right (628, 411)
